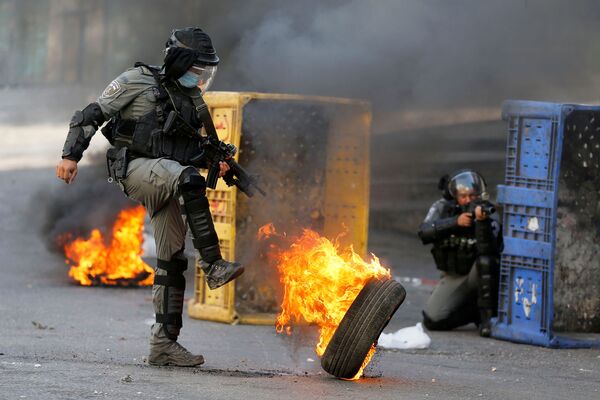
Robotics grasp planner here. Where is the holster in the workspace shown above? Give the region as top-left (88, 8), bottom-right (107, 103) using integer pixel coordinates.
top-left (106, 147), bottom-right (129, 184)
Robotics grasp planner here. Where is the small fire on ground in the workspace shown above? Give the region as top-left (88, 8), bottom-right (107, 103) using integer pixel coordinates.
top-left (61, 205), bottom-right (154, 286)
top-left (258, 223), bottom-right (390, 380)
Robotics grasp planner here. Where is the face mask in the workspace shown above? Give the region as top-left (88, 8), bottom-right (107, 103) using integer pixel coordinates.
top-left (178, 71), bottom-right (201, 88)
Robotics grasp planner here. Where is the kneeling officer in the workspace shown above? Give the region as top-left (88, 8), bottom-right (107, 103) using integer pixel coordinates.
top-left (418, 170), bottom-right (502, 337)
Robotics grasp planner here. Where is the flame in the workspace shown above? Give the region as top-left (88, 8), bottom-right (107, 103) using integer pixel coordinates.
top-left (257, 222), bottom-right (277, 240)
top-left (261, 225), bottom-right (390, 380)
top-left (63, 205), bottom-right (154, 286)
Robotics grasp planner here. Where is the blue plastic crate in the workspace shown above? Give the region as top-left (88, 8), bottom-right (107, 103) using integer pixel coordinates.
top-left (492, 100), bottom-right (600, 348)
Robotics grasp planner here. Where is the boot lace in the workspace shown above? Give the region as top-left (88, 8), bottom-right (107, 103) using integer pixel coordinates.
top-left (171, 341), bottom-right (193, 355)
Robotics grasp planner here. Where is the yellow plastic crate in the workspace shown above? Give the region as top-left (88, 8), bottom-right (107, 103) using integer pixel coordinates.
top-left (188, 92), bottom-right (371, 324)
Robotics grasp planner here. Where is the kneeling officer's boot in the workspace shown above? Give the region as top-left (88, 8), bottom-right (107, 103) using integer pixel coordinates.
top-left (478, 309), bottom-right (493, 337)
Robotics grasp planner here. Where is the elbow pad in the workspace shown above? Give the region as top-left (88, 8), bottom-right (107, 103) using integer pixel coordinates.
top-left (418, 217), bottom-right (458, 244)
top-left (62, 103), bottom-right (106, 161)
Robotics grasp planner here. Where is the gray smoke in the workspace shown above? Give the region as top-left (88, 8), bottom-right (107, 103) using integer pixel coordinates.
top-left (10, 0), bottom-right (600, 254)
top-left (221, 0), bottom-right (600, 116)
top-left (4, 0), bottom-right (600, 124)
top-left (37, 159), bottom-right (136, 253)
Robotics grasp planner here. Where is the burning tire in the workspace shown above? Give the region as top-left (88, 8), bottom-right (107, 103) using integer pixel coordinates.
top-left (321, 278), bottom-right (406, 379)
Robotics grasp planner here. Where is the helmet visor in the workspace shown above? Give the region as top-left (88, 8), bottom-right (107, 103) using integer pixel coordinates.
top-left (190, 64), bottom-right (217, 92)
top-left (448, 171), bottom-right (487, 199)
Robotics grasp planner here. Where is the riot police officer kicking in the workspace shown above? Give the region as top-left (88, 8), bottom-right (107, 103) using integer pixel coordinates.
top-left (418, 170), bottom-right (502, 337)
top-left (55, 27), bottom-right (244, 366)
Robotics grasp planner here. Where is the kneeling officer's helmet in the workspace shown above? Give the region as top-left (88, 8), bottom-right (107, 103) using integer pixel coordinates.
top-left (447, 169), bottom-right (488, 203)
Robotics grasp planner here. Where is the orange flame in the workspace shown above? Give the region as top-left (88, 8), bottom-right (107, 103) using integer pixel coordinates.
top-left (63, 205), bottom-right (154, 286)
top-left (261, 225), bottom-right (390, 380)
top-left (257, 222), bottom-right (277, 240)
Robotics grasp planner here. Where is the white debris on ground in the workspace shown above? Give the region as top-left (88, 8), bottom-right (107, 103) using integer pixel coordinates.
top-left (378, 323), bottom-right (431, 349)
top-left (396, 276), bottom-right (423, 287)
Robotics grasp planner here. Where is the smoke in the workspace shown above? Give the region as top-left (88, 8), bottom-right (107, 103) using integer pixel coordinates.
top-left (37, 159), bottom-right (136, 253)
top-left (221, 0), bottom-right (600, 117)
top-left (4, 1), bottom-right (600, 128)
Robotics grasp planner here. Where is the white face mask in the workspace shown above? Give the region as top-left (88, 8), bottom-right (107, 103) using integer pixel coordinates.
top-left (189, 65), bottom-right (217, 92)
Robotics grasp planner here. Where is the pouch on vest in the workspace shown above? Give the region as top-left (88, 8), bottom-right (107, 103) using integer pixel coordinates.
top-left (455, 248), bottom-right (476, 275)
top-left (431, 246), bottom-right (449, 272)
top-left (106, 147), bottom-right (129, 182)
top-left (100, 118), bottom-right (116, 145)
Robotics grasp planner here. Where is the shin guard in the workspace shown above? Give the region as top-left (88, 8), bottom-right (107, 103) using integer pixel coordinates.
top-left (179, 168), bottom-right (222, 263)
top-left (153, 255), bottom-right (187, 340)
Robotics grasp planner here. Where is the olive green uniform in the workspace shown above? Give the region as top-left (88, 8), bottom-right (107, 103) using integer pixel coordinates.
top-left (61, 27), bottom-right (241, 366)
top-left (419, 198), bottom-right (502, 330)
top-left (97, 66), bottom-right (191, 341)
top-left (423, 260), bottom-right (480, 326)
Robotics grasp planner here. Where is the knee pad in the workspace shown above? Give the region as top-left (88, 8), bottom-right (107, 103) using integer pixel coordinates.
top-left (422, 307), bottom-right (478, 331)
top-left (422, 311), bottom-right (447, 331)
top-left (178, 167), bottom-right (207, 201)
top-left (422, 311), bottom-right (448, 331)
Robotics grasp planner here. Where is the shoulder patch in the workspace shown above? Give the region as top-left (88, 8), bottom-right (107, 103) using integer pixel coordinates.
top-left (101, 80), bottom-right (123, 99)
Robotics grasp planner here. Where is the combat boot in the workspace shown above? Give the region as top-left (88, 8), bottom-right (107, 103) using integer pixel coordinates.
top-left (201, 259), bottom-right (244, 290)
top-left (478, 309), bottom-right (493, 337)
top-left (148, 334), bottom-right (204, 367)
top-left (148, 255), bottom-right (203, 367)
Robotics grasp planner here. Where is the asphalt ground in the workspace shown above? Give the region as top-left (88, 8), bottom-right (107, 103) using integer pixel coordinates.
top-left (0, 165), bottom-right (599, 400)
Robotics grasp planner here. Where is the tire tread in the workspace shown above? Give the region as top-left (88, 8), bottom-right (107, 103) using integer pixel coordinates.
top-left (321, 278), bottom-right (406, 379)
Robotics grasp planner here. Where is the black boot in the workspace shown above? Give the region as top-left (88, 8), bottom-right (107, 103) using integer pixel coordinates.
top-left (200, 258), bottom-right (244, 290)
top-left (478, 308), bottom-right (493, 337)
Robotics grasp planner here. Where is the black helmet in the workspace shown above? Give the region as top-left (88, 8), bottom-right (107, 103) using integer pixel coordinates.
top-left (166, 27), bottom-right (219, 66)
top-left (447, 169), bottom-right (488, 200)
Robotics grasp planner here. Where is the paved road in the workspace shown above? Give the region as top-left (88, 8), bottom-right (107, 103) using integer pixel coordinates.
top-left (0, 130), bottom-right (598, 399)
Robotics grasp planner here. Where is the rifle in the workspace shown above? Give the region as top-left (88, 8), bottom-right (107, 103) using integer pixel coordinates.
top-left (462, 199), bottom-right (496, 220)
top-left (163, 110), bottom-right (266, 197)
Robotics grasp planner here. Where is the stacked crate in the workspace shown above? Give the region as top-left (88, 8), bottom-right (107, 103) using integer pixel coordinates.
top-left (188, 92), bottom-right (371, 324)
top-left (494, 100), bottom-right (600, 347)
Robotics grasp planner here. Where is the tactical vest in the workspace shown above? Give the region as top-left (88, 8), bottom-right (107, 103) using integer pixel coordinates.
top-left (430, 201), bottom-right (478, 275)
top-left (104, 64), bottom-right (204, 166)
